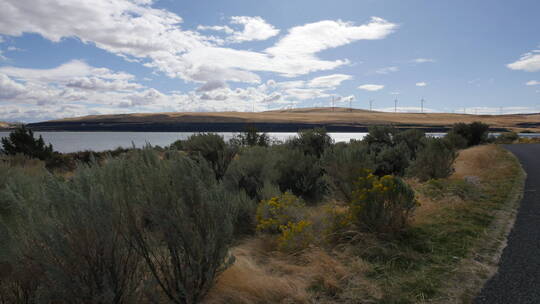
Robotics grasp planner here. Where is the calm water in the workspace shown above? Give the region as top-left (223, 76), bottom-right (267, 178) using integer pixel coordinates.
top-left (1, 132), bottom-right (539, 153)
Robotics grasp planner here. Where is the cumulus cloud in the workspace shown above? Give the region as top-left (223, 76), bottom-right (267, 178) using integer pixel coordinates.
top-left (0, 73), bottom-right (26, 98)
top-left (198, 16), bottom-right (279, 43)
top-left (526, 80), bottom-right (540, 86)
top-left (358, 84), bottom-right (384, 91)
top-left (196, 80), bottom-right (228, 92)
top-left (374, 66), bottom-right (399, 74)
top-left (266, 17), bottom-right (397, 58)
top-left (0, 1), bottom-right (398, 85)
top-left (416, 82), bottom-right (427, 87)
top-left (507, 49), bottom-right (540, 72)
top-left (0, 60), bottom-right (349, 121)
top-left (228, 16), bottom-right (280, 42)
top-left (307, 74), bottom-right (352, 88)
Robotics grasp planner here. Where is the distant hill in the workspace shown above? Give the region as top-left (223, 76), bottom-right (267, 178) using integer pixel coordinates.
top-left (27, 107), bottom-right (540, 132)
top-left (0, 121), bottom-right (19, 130)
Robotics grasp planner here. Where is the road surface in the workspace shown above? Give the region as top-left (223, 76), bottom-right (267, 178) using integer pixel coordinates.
top-left (475, 144), bottom-right (540, 303)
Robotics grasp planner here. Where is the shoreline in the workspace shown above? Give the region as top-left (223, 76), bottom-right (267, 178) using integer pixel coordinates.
top-left (25, 121), bottom-right (510, 133)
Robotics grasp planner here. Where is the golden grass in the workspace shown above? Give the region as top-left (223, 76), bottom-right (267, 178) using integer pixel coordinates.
top-left (452, 144), bottom-right (501, 180)
top-left (205, 236), bottom-right (380, 304)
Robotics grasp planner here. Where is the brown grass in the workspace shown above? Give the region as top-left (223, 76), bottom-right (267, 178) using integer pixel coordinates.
top-left (452, 144), bottom-right (501, 180)
top-left (205, 236), bottom-right (380, 304)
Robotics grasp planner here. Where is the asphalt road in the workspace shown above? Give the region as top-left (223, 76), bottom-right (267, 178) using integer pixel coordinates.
top-left (475, 144), bottom-right (540, 304)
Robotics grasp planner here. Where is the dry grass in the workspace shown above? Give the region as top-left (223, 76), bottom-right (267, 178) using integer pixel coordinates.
top-left (205, 236), bottom-right (380, 304)
top-left (452, 144), bottom-right (501, 180)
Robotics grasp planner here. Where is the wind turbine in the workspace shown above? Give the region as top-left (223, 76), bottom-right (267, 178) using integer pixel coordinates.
top-left (394, 99), bottom-right (398, 113)
top-left (420, 98), bottom-right (426, 113)
top-left (369, 99), bottom-right (374, 111)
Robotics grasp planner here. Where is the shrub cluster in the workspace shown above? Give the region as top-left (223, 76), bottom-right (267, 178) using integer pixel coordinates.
top-left (0, 122), bottom-right (489, 301)
top-left (172, 133), bottom-right (238, 179)
top-left (407, 137), bottom-right (457, 182)
top-left (350, 170), bottom-right (419, 234)
top-left (362, 126), bottom-right (425, 176)
top-left (446, 122), bottom-right (490, 148)
top-left (0, 149), bottom-right (239, 303)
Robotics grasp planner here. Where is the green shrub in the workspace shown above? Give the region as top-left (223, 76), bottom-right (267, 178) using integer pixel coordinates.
top-left (443, 131), bottom-right (468, 150)
top-left (288, 128), bottom-right (333, 158)
top-left (447, 122), bottom-right (489, 147)
top-left (175, 133), bottom-right (237, 179)
top-left (224, 146), bottom-right (279, 202)
top-left (0, 149), bottom-right (238, 304)
top-left (407, 138), bottom-right (457, 181)
top-left (393, 129), bottom-right (426, 160)
top-left (350, 170), bottom-right (418, 234)
top-left (323, 141), bottom-right (375, 202)
top-left (363, 126), bottom-right (426, 176)
top-left (274, 147), bottom-right (328, 203)
top-left (495, 132), bottom-right (519, 144)
top-left (1, 125), bottom-right (53, 161)
top-left (230, 125), bottom-right (271, 147)
top-left (371, 142), bottom-right (411, 176)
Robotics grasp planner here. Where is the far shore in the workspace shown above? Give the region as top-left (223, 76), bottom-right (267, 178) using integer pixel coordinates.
top-left (22, 107), bottom-right (540, 133)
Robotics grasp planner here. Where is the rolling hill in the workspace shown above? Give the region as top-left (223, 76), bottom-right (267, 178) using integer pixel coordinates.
top-left (27, 107), bottom-right (540, 132)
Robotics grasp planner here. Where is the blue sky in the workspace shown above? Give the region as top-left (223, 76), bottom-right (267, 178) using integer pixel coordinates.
top-left (0, 0), bottom-right (539, 122)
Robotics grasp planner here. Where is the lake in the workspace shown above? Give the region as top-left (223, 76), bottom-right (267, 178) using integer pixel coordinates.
top-left (1, 131), bottom-right (539, 153)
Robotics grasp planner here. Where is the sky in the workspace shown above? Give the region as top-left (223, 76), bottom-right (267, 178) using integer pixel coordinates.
top-left (0, 0), bottom-right (539, 122)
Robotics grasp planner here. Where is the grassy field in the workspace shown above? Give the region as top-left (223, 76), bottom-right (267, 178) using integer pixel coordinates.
top-left (203, 145), bottom-right (524, 303)
top-left (42, 107), bottom-right (540, 132)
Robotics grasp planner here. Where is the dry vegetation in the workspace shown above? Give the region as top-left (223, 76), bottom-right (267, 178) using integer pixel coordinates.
top-left (0, 122), bottom-right (17, 130)
top-left (45, 107), bottom-right (540, 132)
top-left (203, 145), bottom-right (524, 303)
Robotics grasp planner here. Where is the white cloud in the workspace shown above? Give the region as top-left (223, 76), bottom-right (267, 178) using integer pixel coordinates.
top-left (358, 84), bottom-right (384, 91)
top-left (197, 25), bottom-right (234, 34)
top-left (0, 73), bottom-right (26, 98)
top-left (0, 60), bottom-right (354, 122)
top-left (412, 58), bottom-right (435, 63)
top-left (266, 17), bottom-right (397, 58)
top-left (0, 1), bottom-right (398, 86)
top-left (285, 88), bottom-right (330, 100)
top-left (416, 82), bottom-right (427, 87)
top-left (526, 80), bottom-right (540, 86)
top-left (507, 50), bottom-right (540, 72)
top-left (308, 74), bottom-right (352, 88)
top-left (375, 66), bottom-right (399, 74)
top-left (197, 16), bottom-right (279, 43)
top-left (228, 16), bottom-right (279, 43)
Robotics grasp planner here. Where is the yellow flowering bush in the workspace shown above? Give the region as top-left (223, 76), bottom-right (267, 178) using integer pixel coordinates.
top-left (256, 192), bottom-right (305, 233)
top-left (277, 220), bottom-right (314, 252)
top-left (321, 203), bottom-right (354, 240)
top-left (350, 169), bottom-right (418, 234)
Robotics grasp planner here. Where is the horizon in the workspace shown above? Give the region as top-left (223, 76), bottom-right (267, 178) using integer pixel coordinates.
top-left (1, 0), bottom-right (540, 122)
